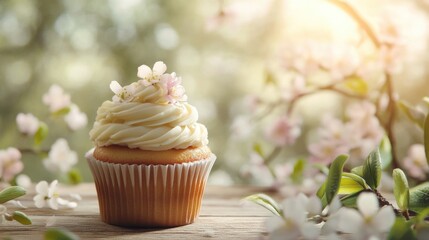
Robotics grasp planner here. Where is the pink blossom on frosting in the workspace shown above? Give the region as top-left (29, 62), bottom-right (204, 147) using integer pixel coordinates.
top-left (0, 147), bottom-right (23, 182)
top-left (16, 113), bottom-right (39, 136)
top-left (402, 144), bottom-right (429, 180)
top-left (42, 85), bottom-right (71, 112)
top-left (137, 61), bottom-right (167, 86)
top-left (160, 73), bottom-right (188, 103)
top-left (265, 115), bottom-right (301, 147)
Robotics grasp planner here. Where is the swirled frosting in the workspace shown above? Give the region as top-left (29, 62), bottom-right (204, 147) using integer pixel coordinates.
top-left (89, 62), bottom-right (209, 151)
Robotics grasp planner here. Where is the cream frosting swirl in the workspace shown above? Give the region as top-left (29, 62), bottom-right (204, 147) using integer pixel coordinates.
top-left (90, 66), bottom-right (209, 151)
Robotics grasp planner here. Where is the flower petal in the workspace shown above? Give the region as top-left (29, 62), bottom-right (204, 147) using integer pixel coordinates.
top-left (337, 208), bottom-right (363, 233)
top-left (35, 181), bottom-right (49, 195)
top-left (300, 222), bottom-right (320, 239)
top-left (33, 195), bottom-right (45, 208)
top-left (357, 192), bottom-right (379, 218)
top-left (306, 196), bottom-right (322, 216)
top-left (265, 216), bottom-right (285, 232)
top-left (153, 61), bottom-right (167, 76)
top-left (48, 180), bottom-right (58, 198)
top-left (137, 65), bottom-right (152, 79)
top-left (48, 198), bottom-right (59, 210)
top-left (109, 81), bottom-right (122, 94)
top-left (328, 196), bottom-right (342, 214)
top-left (372, 206), bottom-right (395, 232)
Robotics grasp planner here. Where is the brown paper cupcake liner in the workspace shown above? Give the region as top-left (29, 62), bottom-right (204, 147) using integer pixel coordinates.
top-left (86, 149), bottom-right (216, 227)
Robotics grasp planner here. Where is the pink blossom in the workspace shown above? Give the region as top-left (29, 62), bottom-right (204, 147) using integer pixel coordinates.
top-left (402, 144), bottom-right (429, 180)
top-left (42, 85), bottom-right (71, 112)
top-left (0, 147), bottom-right (23, 182)
top-left (240, 152), bottom-right (274, 186)
top-left (308, 141), bottom-right (350, 165)
top-left (319, 43), bottom-right (361, 81)
top-left (281, 75), bottom-right (306, 101)
top-left (16, 113), bottom-right (39, 136)
top-left (265, 115), bottom-right (301, 147)
top-left (160, 73), bottom-right (188, 103)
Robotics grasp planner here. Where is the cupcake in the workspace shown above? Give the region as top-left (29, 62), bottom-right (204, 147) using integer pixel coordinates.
top-left (86, 61), bottom-right (216, 227)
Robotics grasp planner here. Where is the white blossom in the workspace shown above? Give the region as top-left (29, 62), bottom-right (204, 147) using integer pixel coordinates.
top-left (33, 180), bottom-right (77, 210)
top-left (16, 113), bottom-right (39, 136)
top-left (266, 194), bottom-right (320, 240)
top-left (43, 139), bottom-right (77, 174)
top-left (137, 61), bottom-right (167, 86)
top-left (336, 192), bottom-right (395, 240)
top-left (16, 174), bottom-right (32, 189)
top-left (42, 85), bottom-right (71, 112)
top-left (64, 104), bottom-right (88, 131)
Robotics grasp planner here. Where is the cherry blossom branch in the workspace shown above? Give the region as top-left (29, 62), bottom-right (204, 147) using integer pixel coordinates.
top-left (18, 148), bottom-right (49, 154)
top-left (326, 0), bottom-right (380, 48)
top-left (264, 146), bottom-right (282, 165)
top-left (287, 84), bottom-right (366, 115)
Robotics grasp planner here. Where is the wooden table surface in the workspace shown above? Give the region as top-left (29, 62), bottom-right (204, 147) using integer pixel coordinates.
top-left (1, 184), bottom-right (274, 240)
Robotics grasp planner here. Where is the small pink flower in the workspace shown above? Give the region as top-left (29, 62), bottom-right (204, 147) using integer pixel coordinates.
top-left (281, 75), bottom-right (306, 101)
top-left (403, 144), bottom-right (429, 180)
top-left (137, 61), bottom-right (167, 86)
top-left (109, 81), bottom-right (136, 103)
top-left (308, 141), bottom-right (350, 165)
top-left (16, 113), bottom-right (39, 136)
top-left (160, 73), bottom-right (188, 103)
top-left (265, 115), bottom-right (301, 147)
top-left (0, 147), bottom-right (23, 182)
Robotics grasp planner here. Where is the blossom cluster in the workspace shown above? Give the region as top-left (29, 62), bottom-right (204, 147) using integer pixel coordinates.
top-left (110, 61), bottom-right (187, 104)
top-left (308, 101), bottom-right (384, 166)
top-left (266, 192), bottom-right (395, 240)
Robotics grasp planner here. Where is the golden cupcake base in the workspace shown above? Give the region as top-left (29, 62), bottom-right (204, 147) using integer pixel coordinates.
top-left (86, 149), bottom-right (216, 227)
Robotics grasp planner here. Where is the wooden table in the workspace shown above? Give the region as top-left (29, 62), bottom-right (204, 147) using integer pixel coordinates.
top-left (1, 184), bottom-right (273, 239)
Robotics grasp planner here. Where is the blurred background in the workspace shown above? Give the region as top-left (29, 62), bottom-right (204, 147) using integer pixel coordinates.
top-left (1, 0), bottom-right (429, 184)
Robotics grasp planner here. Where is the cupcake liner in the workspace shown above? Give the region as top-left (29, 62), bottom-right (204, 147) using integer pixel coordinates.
top-left (86, 149), bottom-right (216, 227)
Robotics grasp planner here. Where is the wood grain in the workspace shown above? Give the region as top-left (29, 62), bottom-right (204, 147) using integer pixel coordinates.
top-left (0, 184), bottom-right (273, 240)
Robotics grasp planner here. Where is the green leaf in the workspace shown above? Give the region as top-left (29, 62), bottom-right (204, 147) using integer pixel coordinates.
top-left (387, 217), bottom-right (417, 240)
top-left (316, 181), bottom-right (328, 209)
top-left (291, 159), bottom-right (305, 183)
top-left (392, 168), bottom-right (410, 211)
top-left (0, 186), bottom-right (26, 204)
top-left (416, 207), bottom-right (429, 223)
top-left (244, 193), bottom-right (282, 216)
top-left (44, 228), bottom-right (80, 240)
top-left (340, 190), bottom-right (363, 208)
top-left (398, 101), bottom-right (425, 129)
top-left (338, 173), bottom-right (370, 195)
top-left (409, 182), bottom-right (429, 213)
top-left (68, 169), bottom-right (82, 185)
top-left (325, 154), bottom-right (348, 204)
top-left (252, 143), bottom-right (264, 157)
top-left (379, 136), bottom-right (392, 169)
top-left (362, 148), bottom-right (382, 189)
top-left (52, 107), bottom-right (71, 117)
top-left (425, 114), bottom-right (429, 164)
top-left (351, 166), bottom-right (363, 177)
top-left (340, 76), bottom-right (368, 95)
top-left (34, 122), bottom-right (48, 146)
top-left (12, 211), bottom-right (32, 225)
